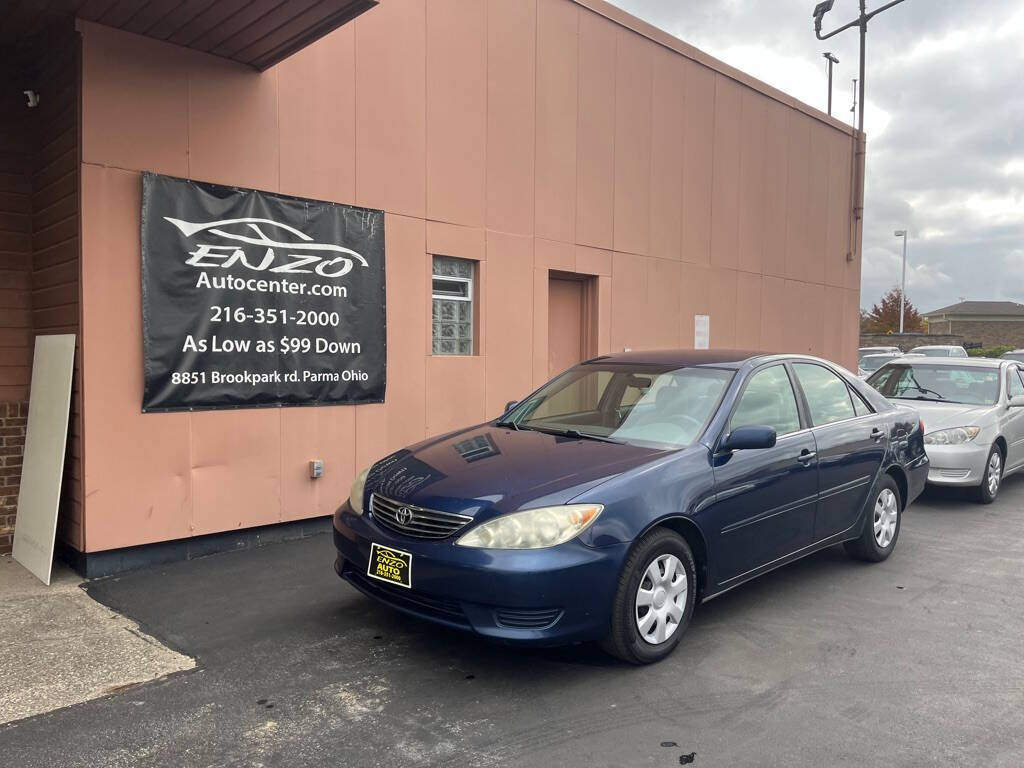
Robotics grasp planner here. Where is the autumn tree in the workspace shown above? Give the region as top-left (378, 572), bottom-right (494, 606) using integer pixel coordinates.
top-left (861, 287), bottom-right (925, 333)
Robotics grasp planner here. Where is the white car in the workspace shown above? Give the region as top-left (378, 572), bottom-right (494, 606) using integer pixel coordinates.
top-left (908, 344), bottom-right (968, 358)
top-left (867, 357), bottom-right (1024, 502)
top-left (858, 352), bottom-right (903, 379)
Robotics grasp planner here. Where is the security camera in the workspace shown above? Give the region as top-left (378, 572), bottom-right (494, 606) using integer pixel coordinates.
top-left (23, 90), bottom-right (40, 108)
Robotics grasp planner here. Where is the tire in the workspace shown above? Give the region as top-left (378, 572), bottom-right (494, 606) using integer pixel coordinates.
top-left (600, 528), bottom-right (696, 665)
top-left (844, 474), bottom-right (902, 562)
top-left (973, 444), bottom-right (1003, 504)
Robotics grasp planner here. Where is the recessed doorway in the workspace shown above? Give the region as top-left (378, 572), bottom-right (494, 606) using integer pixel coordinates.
top-left (547, 273), bottom-right (597, 378)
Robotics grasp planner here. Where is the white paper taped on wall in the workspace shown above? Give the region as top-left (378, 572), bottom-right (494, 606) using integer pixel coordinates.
top-left (694, 315), bottom-right (710, 350)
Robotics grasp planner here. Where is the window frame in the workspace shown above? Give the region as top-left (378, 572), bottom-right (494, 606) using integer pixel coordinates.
top-left (430, 255), bottom-right (477, 356)
top-left (723, 362), bottom-right (807, 443)
top-left (1006, 365), bottom-right (1024, 400)
top-left (790, 361), bottom-right (873, 429)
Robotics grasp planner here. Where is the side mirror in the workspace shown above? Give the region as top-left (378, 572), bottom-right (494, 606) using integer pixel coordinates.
top-left (504, 400), bottom-right (518, 413)
top-left (1009, 395), bottom-right (1024, 408)
top-left (721, 425), bottom-right (777, 451)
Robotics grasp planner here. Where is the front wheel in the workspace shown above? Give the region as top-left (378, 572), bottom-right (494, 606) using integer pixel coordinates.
top-left (844, 474), bottom-right (902, 562)
top-left (974, 444), bottom-right (1003, 504)
top-left (600, 528), bottom-right (696, 665)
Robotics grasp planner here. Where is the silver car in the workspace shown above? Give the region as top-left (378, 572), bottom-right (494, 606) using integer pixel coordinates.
top-left (857, 352), bottom-right (903, 379)
top-left (908, 344), bottom-right (968, 358)
top-left (867, 357), bottom-right (1024, 503)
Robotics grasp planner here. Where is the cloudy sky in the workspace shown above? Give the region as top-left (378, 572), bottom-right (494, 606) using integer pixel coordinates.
top-left (610, 0), bottom-right (1024, 314)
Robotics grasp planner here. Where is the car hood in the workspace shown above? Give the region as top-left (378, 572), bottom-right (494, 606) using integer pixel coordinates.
top-left (898, 400), bottom-right (996, 433)
top-left (364, 424), bottom-right (666, 519)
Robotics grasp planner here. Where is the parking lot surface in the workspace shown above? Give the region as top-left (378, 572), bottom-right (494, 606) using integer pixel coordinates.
top-left (2, 479), bottom-right (1023, 767)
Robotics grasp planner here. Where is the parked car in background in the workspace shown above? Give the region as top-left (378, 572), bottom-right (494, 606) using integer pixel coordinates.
top-left (909, 345), bottom-right (968, 358)
top-left (335, 350), bottom-right (928, 664)
top-left (1001, 350), bottom-right (1024, 363)
top-left (867, 357), bottom-right (1024, 503)
top-left (858, 352), bottom-right (904, 379)
top-left (859, 346), bottom-right (901, 365)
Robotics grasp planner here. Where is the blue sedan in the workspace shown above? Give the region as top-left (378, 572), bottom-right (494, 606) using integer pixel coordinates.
top-left (334, 350), bottom-right (929, 664)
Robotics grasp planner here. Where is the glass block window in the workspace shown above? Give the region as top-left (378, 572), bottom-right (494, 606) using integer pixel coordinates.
top-left (432, 256), bottom-right (475, 355)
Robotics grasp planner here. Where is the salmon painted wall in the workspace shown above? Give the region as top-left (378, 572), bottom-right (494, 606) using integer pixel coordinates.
top-left (77, 0), bottom-right (862, 552)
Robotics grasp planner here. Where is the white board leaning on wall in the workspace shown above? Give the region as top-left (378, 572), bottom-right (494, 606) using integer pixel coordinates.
top-left (13, 334), bottom-right (75, 586)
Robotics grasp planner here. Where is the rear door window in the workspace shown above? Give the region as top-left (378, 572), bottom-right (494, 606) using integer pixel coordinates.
top-left (793, 363), bottom-right (856, 426)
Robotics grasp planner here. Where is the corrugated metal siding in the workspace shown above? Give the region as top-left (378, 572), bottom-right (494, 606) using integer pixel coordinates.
top-left (31, 25), bottom-right (83, 550)
top-left (0, 73), bottom-right (34, 403)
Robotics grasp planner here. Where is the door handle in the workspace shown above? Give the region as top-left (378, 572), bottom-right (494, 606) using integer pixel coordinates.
top-left (797, 450), bottom-right (817, 464)
top-left (870, 428), bottom-right (885, 441)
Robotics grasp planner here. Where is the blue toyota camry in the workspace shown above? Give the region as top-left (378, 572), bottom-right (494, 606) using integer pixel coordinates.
top-left (334, 350), bottom-right (928, 664)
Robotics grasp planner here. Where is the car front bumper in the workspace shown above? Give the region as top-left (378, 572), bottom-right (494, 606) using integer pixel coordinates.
top-left (925, 442), bottom-right (990, 486)
top-left (332, 503), bottom-right (629, 646)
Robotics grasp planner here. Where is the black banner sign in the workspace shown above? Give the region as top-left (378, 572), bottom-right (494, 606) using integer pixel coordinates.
top-left (141, 173), bottom-right (386, 412)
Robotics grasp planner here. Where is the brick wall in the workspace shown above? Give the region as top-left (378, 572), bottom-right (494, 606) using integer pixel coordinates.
top-left (946, 320), bottom-right (1024, 349)
top-left (0, 402), bottom-right (27, 554)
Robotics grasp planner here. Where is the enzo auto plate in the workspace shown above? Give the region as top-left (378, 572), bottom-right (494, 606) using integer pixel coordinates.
top-left (367, 543), bottom-right (413, 589)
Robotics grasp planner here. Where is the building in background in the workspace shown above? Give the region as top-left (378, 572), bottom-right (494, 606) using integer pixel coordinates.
top-left (923, 301), bottom-right (1024, 348)
top-left (0, 0), bottom-right (863, 568)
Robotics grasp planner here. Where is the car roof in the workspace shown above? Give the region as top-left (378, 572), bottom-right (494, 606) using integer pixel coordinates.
top-left (910, 345), bottom-right (963, 350)
top-left (581, 348), bottom-right (768, 369)
top-left (886, 356), bottom-right (1005, 367)
top-left (861, 352), bottom-right (902, 359)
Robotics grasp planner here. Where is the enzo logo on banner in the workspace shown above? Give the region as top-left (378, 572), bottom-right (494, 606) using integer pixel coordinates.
top-left (166, 216), bottom-right (370, 278)
top-left (140, 172), bottom-right (386, 413)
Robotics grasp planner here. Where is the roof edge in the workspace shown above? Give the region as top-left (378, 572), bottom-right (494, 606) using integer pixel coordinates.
top-left (572, 0), bottom-right (857, 138)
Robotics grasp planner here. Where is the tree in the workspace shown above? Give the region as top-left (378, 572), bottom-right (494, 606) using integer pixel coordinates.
top-left (861, 287), bottom-right (924, 334)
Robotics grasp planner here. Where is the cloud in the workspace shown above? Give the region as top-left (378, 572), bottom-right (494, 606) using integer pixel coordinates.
top-left (610, 0), bottom-right (1024, 314)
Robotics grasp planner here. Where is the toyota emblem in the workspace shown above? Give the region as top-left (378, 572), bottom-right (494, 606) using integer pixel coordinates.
top-left (396, 506), bottom-right (414, 526)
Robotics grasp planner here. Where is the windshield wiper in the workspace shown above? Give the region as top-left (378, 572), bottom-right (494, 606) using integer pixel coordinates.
top-left (495, 419), bottom-right (520, 430)
top-left (528, 425), bottom-right (622, 443)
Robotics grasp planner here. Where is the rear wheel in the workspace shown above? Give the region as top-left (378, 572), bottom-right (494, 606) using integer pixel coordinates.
top-left (600, 528), bottom-right (696, 665)
top-left (844, 474), bottom-right (902, 562)
top-left (974, 444), bottom-right (1003, 504)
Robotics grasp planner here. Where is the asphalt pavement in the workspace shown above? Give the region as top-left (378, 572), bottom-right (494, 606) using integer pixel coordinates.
top-left (2, 478), bottom-right (1023, 767)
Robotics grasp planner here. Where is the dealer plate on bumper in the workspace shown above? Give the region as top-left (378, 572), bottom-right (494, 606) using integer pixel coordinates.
top-left (367, 543), bottom-right (413, 589)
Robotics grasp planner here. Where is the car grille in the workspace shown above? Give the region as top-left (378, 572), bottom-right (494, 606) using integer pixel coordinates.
top-left (494, 608), bottom-right (563, 630)
top-left (369, 494), bottom-right (473, 539)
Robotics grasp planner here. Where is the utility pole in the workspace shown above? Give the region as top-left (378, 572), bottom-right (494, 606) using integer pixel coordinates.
top-left (814, 0), bottom-right (909, 260)
top-left (895, 229), bottom-right (908, 333)
top-left (823, 52), bottom-right (839, 115)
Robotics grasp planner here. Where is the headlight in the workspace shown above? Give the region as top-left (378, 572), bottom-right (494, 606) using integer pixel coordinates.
top-left (349, 467), bottom-right (370, 514)
top-left (924, 427), bottom-right (981, 445)
top-left (456, 504), bottom-right (603, 549)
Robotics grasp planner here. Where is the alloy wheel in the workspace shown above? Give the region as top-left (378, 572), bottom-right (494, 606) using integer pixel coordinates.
top-left (635, 553), bottom-right (688, 645)
top-left (873, 488), bottom-right (898, 548)
top-left (988, 450), bottom-right (1002, 498)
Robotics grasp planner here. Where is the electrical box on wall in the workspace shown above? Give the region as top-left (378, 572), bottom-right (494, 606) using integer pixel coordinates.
top-left (309, 460), bottom-right (324, 479)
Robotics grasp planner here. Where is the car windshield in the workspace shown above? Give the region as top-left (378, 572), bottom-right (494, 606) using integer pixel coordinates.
top-left (867, 363), bottom-right (1000, 405)
top-left (911, 347), bottom-right (950, 357)
top-left (1002, 352), bottom-right (1024, 363)
top-left (505, 365), bottom-right (734, 449)
top-left (860, 354), bottom-right (898, 372)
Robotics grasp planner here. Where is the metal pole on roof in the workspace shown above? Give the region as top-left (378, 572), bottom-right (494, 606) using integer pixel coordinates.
top-left (895, 229), bottom-right (908, 333)
top-left (814, 0), bottom-right (909, 260)
top-left (823, 52), bottom-right (839, 115)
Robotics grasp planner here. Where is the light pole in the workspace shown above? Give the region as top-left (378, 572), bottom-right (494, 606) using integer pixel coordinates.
top-left (814, 0), bottom-right (909, 258)
top-left (823, 52), bottom-right (839, 115)
top-left (895, 229), bottom-right (908, 333)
